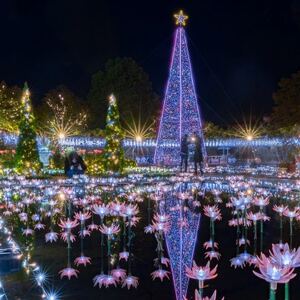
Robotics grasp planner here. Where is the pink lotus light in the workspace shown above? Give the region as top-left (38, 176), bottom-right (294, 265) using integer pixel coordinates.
top-left (153, 213), bottom-right (170, 223)
top-left (204, 240), bottom-right (219, 250)
top-left (78, 229), bottom-right (91, 237)
top-left (88, 223), bottom-right (99, 231)
top-left (154, 256), bottom-right (170, 267)
top-left (58, 218), bottom-right (79, 230)
top-left (74, 212), bottom-right (91, 221)
top-left (93, 274), bottom-right (106, 288)
top-left (151, 221), bottom-right (170, 233)
top-left (151, 269), bottom-right (170, 282)
top-left (110, 201), bottom-right (124, 215)
top-left (203, 205), bottom-right (222, 221)
top-left (19, 212), bottom-right (28, 222)
top-left (247, 212), bottom-right (261, 222)
top-left (34, 223), bottom-right (45, 230)
top-left (111, 268), bottom-right (126, 280)
top-left (144, 225), bottom-right (154, 234)
top-left (59, 267), bottom-right (79, 280)
top-left (93, 204), bottom-right (109, 219)
top-left (273, 205), bottom-right (288, 215)
top-left (126, 216), bottom-right (140, 227)
top-left (253, 196), bottom-right (270, 207)
top-left (22, 228), bottom-right (34, 236)
top-left (253, 253), bottom-right (296, 284)
top-left (230, 256), bottom-right (246, 269)
top-left (283, 208), bottom-right (299, 219)
top-left (205, 250), bottom-right (221, 261)
top-left (122, 204), bottom-right (139, 218)
top-left (45, 231), bottom-right (58, 243)
top-left (269, 243), bottom-right (300, 268)
top-left (96, 274), bottom-right (117, 288)
top-left (60, 232), bottom-right (76, 243)
top-left (186, 261), bottom-right (218, 281)
top-left (99, 224), bottom-right (120, 236)
top-left (74, 255), bottom-right (91, 267)
top-left (119, 251), bottom-right (129, 261)
top-left (122, 275), bottom-right (139, 289)
top-left (187, 290), bottom-right (224, 300)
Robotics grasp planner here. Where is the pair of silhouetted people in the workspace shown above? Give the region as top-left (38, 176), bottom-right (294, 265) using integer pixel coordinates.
top-left (180, 132), bottom-right (203, 175)
top-left (64, 151), bottom-right (86, 178)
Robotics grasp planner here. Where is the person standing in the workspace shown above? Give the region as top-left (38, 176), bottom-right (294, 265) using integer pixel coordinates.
top-left (64, 150), bottom-right (87, 178)
top-left (180, 134), bottom-right (189, 172)
top-left (193, 132), bottom-right (203, 175)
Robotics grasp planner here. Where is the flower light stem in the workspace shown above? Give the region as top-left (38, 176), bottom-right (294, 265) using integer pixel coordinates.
top-left (285, 282), bottom-right (290, 300)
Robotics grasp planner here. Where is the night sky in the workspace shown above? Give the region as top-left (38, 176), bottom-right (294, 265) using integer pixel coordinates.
top-left (1, 0), bottom-right (300, 124)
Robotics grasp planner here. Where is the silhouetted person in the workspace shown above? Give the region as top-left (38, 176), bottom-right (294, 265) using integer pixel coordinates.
top-left (180, 134), bottom-right (189, 172)
top-left (193, 132), bottom-right (203, 175)
top-left (64, 151), bottom-right (87, 178)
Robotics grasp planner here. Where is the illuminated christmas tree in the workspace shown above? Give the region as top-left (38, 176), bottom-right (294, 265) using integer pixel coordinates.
top-left (154, 10), bottom-right (205, 165)
top-left (15, 83), bottom-right (42, 173)
top-left (102, 94), bottom-right (125, 172)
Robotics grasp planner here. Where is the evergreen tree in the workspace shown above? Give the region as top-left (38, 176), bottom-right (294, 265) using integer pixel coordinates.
top-left (15, 83), bottom-right (42, 173)
top-left (102, 94), bottom-right (125, 172)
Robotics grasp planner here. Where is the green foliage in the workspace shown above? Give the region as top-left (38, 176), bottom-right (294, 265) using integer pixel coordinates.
top-left (102, 95), bottom-right (126, 173)
top-left (88, 57), bottom-right (159, 129)
top-left (204, 122), bottom-right (227, 138)
top-left (49, 148), bottom-right (65, 169)
top-left (271, 71), bottom-right (300, 134)
top-left (15, 83), bottom-right (42, 174)
top-left (0, 81), bottom-right (22, 132)
top-left (84, 152), bottom-right (105, 175)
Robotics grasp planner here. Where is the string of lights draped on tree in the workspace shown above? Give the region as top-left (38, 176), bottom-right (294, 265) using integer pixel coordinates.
top-left (154, 10), bottom-right (205, 166)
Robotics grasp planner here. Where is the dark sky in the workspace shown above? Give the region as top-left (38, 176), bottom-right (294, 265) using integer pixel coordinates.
top-left (1, 0), bottom-right (300, 124)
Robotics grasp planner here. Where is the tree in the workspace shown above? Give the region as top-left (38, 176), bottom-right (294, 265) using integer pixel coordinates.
top-left (203, 122), bottom-right (227, 138)
top-left (88, 57), bottom-right (159, 129)
top-left (102, 94), bottom-right (125, 172)
top-left (36, 85), bottom-right (87, 141)
top-left (15, 83), bottom-right (42, 173)
top-left (0, 81), bottom-right (22, 132)
top-left (271, 71), bottom-right (300, 134)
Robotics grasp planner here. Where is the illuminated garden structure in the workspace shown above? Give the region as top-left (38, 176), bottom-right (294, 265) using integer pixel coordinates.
top-left (154, 10), bottom-right (205, 166)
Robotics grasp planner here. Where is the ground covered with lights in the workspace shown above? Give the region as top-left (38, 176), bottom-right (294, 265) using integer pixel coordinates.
top-left (0, 171), bottom-right (300, 300)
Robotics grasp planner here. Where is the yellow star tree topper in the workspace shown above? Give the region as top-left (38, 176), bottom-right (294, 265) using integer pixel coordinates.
top-left (174, 10), bottom-right (188, 26)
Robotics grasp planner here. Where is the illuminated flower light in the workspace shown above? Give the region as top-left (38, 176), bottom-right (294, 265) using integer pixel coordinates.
top-left (122, 204), bottom-right (139, 218)
top-left (204, 250), bottom-right (221, 261)
top-left (253, 253), bottom-right (296, 284)
top-left (34, 222), bottom-right (45, 230)
top-left (119, 251), bottom-right (129, 261)
top-left (111, 268), bottom-right (126, 281)
top-left (230, 256), bottom-right (246, 269)
top-left (151, 269), bottom-right (170, 282)
top-left (154, 256), bottom-right (170, 267)
top-left (253, 196), bottom-right (270, 208)
top-left (186, 261), bottom-right (218, 281)
top-left (78, 229), bottom-right (91, 237)
top-left (269, 243), bottom-right (300, 268)
top-left (22, 228), bottom-right (34, 236)
top-left (121, 275), bottom-right (139, 289)
top-left (93, 274), bottom-right (107, 288)
top-left (110, 201), bottom-right (124, 215)
top-left (99, 224), bottom-right (120, 236)
top-left (283, 208), bottom-right (299, 219)
top-left (74, 256), bottom-right (91, 267)
top-left (273, 205), bottom-right (288, 215)
top-left (58, 218), bottom-right (79, 230)
top-left (74, 212), bottom-right (91, 222)
top-left (154, 12), bottom-right (205, 166)
top-left (87, 223), bottom-right (99, 231)
top-left (59, 267), bottom-right (79, 280)
top-left (203, 205), bottom-right (222, 221)
top-left (204, 240), bottom-right (219, 250)
top-left (45, 231), bottom-right (58, 243)
top-left (93, 204), bottom-right (109, 219)
top-left (185, 289), bottom-right (224, 300)
top-left (60, 232), bottom-right (76, 243)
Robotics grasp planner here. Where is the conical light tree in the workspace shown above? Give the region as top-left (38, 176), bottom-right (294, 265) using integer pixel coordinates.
top-left (154, 10), bottom-right (206, 166)
top-left (15, 83), bottom-right (42, 173)
top-left (102, 94), bottom-right (125, 172)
